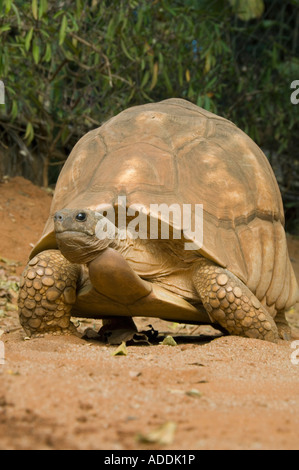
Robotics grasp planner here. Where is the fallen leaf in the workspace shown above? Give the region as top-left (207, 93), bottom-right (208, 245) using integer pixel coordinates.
top-left (185, 389), bottom-right (202, 398)
top-left (161, 335), bottom-right (177, 346)
top-left (129, 370), bottom-right (142, 378)
top-left (111, 341), bottom-right (128, 356)
top-left (6, 370), bottom-right (20, 376)
top-left (137, 421), bottom-right (176, 445)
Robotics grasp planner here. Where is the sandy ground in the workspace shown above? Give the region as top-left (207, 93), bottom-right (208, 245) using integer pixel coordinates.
top-left (0, 177), bottom-right (299, 450)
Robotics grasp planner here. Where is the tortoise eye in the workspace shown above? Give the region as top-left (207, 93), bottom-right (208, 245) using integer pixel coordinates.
top-left (76, 212), bottom-right (87, 222)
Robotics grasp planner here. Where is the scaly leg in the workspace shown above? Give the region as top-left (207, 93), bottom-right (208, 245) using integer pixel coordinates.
top-left (18, 250), bottom-right (81, 337)
top-left (193, 259), bottom-right (279, 342)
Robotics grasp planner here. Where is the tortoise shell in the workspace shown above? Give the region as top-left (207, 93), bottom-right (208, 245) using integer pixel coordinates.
top-left (32, 98), bottom-right (299, 312)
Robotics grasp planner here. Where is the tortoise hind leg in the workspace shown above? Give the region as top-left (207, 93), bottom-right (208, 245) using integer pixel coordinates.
top-left (193, 258), bottom-right (279, 343)
top-left (18, 250), bottom-right (81, 337)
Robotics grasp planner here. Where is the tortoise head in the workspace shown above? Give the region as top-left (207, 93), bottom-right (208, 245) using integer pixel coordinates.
top-left (54, 209), bottom-right (116, 264)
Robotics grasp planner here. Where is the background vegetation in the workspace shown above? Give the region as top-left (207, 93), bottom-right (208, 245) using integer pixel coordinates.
top-left (0, 0), bottom-right (298, 232)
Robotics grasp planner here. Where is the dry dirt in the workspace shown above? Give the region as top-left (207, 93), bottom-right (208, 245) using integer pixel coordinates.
top-left (0, 176), bottom-right (299, 451)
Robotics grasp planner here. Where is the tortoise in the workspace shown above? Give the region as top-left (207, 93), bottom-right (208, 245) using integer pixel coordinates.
top-left (18, 98), bottom-right (299, 342)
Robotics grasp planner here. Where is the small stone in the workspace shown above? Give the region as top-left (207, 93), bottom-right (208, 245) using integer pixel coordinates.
top-left (217, 274), bottom-right (228, 286)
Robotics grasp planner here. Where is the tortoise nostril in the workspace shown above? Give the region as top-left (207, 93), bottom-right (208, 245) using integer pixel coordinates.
top-left (54, 212), bottom-right (64, 222)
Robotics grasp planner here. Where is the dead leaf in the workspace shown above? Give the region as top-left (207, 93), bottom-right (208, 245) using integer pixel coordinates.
top-left (111, 341), bottom-right (128, 356)
top-left (136, 421), bottom-right (176, 445)
top-left (161, 335), bottom-right (177, 346)
top-left (185, 389), bottom-right (202, 398)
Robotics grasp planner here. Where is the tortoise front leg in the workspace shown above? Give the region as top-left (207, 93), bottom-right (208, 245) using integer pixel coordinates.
top-left (193, 259), bottom-right (279, 343)
top-left (18, 250), bottom-right (81, 337)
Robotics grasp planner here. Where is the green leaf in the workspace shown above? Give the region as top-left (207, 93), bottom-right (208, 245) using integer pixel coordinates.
top-left (185, 389), bottom-right (203, 398)
top-left (11, 100), bottom-right (18, 119)
top-left (32, 39), bottom-right (40, 64)
top-left (43, 43), bottom-right (51, 62)
top-left (11, 2), bottom-right (21, 27)
top-left (120, 39), bottom-right (134, 62)
top-left (140, 70), bottom-right (150, 89)
top-left (229, 0), bottom-right (265, 21)
top-left (38, 0), bottom-right (47, 18)
top-left (0, 24), bottom-right (10, 34)
top-left (25, 27), bottom-right (34, 51)
top-left (4, 0), bottom-right (12, 14)
top-left (149, 62), bottom-right (159, 91)
top-left (32, 0), bottom-right (38, 20)
top-left (59, 15), bottom-right (67, 46)
top-left (24, 121), bottom-right (34, 144)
